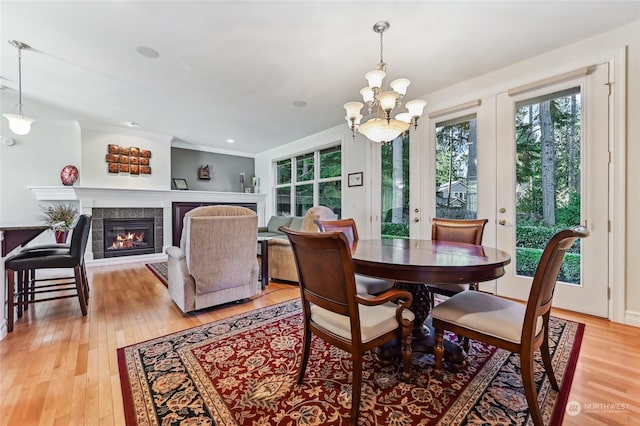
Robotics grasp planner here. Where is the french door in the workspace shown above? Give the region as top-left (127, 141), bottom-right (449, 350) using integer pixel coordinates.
top-left (495, 63), bottom-right (610, 317)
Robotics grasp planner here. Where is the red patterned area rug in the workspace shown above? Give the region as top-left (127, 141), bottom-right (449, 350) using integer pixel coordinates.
top-left (118, 300), bottom-right (583, 425)
top-left (145, 262), bottom-right (168, 287)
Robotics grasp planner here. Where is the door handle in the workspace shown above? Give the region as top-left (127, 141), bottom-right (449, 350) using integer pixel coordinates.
top-left (498, 219), bottom-right (507, 225)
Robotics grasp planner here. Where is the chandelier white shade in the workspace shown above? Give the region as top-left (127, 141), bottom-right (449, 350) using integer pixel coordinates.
top-left (344, 21), bottom-right (426, 144)
top-left (3, 40), bottom-right (36, 135)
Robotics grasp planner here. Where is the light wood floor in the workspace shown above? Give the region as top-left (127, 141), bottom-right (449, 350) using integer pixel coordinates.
top-left (1, 263), bottom-right (638, 425)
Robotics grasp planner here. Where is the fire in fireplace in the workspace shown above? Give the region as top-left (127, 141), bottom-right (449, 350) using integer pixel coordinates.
top-left (104, 218), bottom-right (155, 258)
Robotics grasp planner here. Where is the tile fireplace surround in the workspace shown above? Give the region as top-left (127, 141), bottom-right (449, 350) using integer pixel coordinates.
top-left (29, 186), bottom-right (266, 265)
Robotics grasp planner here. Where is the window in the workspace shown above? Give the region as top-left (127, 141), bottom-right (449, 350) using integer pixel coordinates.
top-left (274, 145), bottom-right (342, 217)
top-left (435, 114), bottom-right (478, 219)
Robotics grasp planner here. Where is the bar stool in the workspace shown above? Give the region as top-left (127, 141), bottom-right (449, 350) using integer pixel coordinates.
top-left (5, 215), bottom-right (92, 332)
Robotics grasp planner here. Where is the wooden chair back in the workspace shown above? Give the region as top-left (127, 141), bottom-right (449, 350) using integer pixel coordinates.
top-left (523, 226), bottom-right (589, 344)
top-left (68, 214), bottom-right (92, 261)
top-left (280, 226), bottom-right (358, 321)
top-left (314, 218), bottom-right (359, 247)
top-left (431, 217), bottom-right (488, 245)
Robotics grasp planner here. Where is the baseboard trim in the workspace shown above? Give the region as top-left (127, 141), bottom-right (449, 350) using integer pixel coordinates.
top-left (624, 310), bottom-right (640, 327)
top-left (86, 253), bottom-right (167, 267)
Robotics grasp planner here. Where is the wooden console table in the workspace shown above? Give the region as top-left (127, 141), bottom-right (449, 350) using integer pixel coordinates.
top-left (1, 224), bottom-right (50, 257)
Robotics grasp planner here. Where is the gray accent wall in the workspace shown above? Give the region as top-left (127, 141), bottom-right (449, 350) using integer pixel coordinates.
top-left (171, 147), bottom-right (255, 192)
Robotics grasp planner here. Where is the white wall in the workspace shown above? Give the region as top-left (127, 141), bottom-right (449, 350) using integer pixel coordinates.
top-left (80, 127), bottom-right (171, 189)
top-left (1, 93), bottom-right (81, 224)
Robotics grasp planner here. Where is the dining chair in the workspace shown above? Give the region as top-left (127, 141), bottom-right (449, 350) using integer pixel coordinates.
top-left (314, 218), bottom-right (396, 295)
top-left (5, 214), bottom-right (92, 332)
top-left (280, 226), bottom-right (414, 425)
top-left (432, 226), bottom-right (589, 426)
top-left (427, 217), bottom-right (488, 307)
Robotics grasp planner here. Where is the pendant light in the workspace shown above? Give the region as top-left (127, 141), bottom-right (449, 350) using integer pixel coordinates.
top-left (3, 40), bottom-right (36, 135)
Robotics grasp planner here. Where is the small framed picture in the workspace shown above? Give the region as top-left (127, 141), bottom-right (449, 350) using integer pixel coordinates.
top-left (140, 149), bottom-right (151, 158)
top-left (108, 144), bottom-right (119, 154)
top-left (129, 156), bottom-right (139, 165)
top-left (119, 146), bottom-right (131, 156)
top-left (173, 178), bottom-right (188, 190)
top-left (130, 147), bottom-right (140, 157)
top-left (119, 155), bottom-right (130, 164)
top-left (119, 164), bottom-right (130, 173)
top-left (198, 165), bottom-right (210, 180)
top-left (139, 157), bottom-right (150, 166)
top-left (108, 163), bottom-right (119, 173)
top-left (348, 172), bottom-right (363, 187)
top-left (130, 164), bottom-right (140, 175)
top-left (140, 166), bottom-right (152, 174)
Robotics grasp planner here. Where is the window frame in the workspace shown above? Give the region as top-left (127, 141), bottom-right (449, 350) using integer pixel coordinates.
top-left (273, 145), bottom-right (342, 216)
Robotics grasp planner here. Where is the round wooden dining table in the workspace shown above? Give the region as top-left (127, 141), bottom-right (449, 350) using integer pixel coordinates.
top-left (351, 238), bottom-right (511, 364)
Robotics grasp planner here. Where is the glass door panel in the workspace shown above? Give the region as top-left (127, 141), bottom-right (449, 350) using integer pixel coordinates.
top-left (514, 89), bottom-right (582, 283)
top-left (435, 114), bottom-right (478, 219)
top-left (381, 134), bottom-right (410, 238)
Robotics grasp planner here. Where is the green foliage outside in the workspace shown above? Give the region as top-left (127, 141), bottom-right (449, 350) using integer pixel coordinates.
top-left (516, 248), bottom-right (581, 283)
top-left (319, 146), bottom-right (341, 179)
top-left (381, 222), bottom-right (409, 239)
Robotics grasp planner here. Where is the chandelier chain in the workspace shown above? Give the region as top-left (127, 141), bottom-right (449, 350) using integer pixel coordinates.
top-left (17, 47), bottom-right (23, 115)
top-left (379, 30), bottom-right (384, 65)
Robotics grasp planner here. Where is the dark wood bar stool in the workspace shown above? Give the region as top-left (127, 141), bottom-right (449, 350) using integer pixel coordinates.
top-left (5, 215), bottom-right (92, 332)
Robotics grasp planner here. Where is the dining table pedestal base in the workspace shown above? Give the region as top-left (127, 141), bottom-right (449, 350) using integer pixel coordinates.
top-left (376, 282), bottom-right (467, 370)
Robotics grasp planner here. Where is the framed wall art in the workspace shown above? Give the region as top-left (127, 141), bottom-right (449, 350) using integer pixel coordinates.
top-left (198, 164), bottom-right (211, 180)
top-left (173, 178), bottom-right (188, 190)
top-left (105, 144), bottom-right (152, 175)
top-left (348, 172), bottom-right (363, 187)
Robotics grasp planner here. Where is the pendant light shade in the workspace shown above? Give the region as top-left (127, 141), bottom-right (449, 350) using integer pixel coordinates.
top-left (3, 114), bottom-right (36, 135)
top-left (3, 40), bottom-right (36, 135)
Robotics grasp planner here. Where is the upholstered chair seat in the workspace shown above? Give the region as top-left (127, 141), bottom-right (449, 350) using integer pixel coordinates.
top-left (431, 290), bottom-right (542, 344)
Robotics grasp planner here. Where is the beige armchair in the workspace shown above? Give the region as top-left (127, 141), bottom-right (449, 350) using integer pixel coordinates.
top-left (268, 206), bottom-right (337, 282)
top-left (165, 205), bottom-right (260, 313)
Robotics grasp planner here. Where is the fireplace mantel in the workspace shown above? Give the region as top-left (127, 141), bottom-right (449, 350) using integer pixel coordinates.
top-left (29, 186), bottom-right (267, 265)
top-left (29, 186), bottom-right (265, 207)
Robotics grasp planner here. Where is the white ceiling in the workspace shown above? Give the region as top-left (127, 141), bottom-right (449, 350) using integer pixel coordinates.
top-left (2, 1), bottom-right (640, 155)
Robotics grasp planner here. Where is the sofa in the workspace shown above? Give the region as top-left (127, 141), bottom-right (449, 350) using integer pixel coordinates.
top-left (259, 206), bottom-right (337, 282)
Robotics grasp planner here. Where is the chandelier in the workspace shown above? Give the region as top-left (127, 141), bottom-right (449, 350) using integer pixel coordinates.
top-left (3, 40), bottom-right (36, 135)
top-left (344, 21), bottom-right (426, 144)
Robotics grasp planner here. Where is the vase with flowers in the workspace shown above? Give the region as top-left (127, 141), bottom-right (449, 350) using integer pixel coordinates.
top-left (40, 202), bottom-right (79, 243)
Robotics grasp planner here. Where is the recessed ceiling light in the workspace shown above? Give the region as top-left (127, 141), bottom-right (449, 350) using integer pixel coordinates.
top-left (136, 46), bottom-right (160, 59)
top-left (293, 100), bottom-right (307, 107)
top-left (124, 121), bottom-right (140, 127)
top-left (226, 139), bottom-right (235, 143)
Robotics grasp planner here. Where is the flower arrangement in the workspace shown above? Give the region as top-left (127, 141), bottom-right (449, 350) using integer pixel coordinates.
top-left (40, 202), bottom-right (79, 231)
